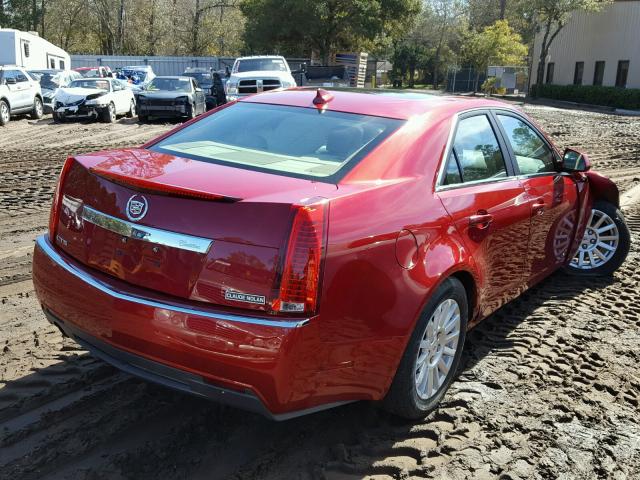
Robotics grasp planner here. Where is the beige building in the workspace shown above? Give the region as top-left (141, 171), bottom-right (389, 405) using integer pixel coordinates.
top-left (532, 0), bottom-right (640, 89)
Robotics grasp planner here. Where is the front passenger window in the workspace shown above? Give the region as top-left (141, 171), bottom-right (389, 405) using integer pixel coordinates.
top-left (497, 115), bottom-right (555, 175)
top-left (448, 114), bottom-right (507, 185)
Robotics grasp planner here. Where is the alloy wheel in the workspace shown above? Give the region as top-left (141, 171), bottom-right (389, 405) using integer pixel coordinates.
top-left (414, 298), bottom-right (461, 400)
top-left (35, 98), bottom-right (43, 117)
top-left (571, 208), bottom-right (619, 270)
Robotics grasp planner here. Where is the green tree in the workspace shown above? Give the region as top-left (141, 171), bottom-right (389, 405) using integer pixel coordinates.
top-left (240, 0), bottom-right (420, 63)
top-left (462, 19), bottom-right (528, 91)
top-left (530, 0), bottom-right (611, 90)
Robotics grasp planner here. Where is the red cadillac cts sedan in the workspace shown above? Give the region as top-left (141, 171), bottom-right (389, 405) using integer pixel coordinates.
top-left (32, 89), bottom-right (630, 420)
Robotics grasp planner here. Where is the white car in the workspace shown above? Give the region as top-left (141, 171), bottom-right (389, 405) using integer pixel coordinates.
top-left (53, 77), bottom-right (136, 123)
top-left (0, 65), bottom-right (44, 126)
top-left (225, 55), bottom-right (297, 101)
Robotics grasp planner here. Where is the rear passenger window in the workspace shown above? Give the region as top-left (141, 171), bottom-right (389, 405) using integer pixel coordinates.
top-left (497, 115), bottom-right (556, 175)
top-left (447, 115), bottom-right (507, 185)
top-left (444, 152), bottom-right (462, 185)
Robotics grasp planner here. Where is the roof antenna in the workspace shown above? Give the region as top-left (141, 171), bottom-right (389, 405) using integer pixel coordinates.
top-left (313, 88), bottom-right (334, 109)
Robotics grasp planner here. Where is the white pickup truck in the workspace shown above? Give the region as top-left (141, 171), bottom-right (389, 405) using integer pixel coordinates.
top-left (225, 55), bottom-right (297, 101)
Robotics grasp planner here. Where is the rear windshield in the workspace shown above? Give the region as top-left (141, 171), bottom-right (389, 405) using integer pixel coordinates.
top-left (149, 102), bottom-right (403, 182)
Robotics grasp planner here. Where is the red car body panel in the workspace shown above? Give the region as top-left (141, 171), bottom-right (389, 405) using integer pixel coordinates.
top-left (32, 89), bottom-right (618, 418)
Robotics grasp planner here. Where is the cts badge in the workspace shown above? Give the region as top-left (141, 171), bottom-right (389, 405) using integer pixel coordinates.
top-left (224, 290), bottom-right (266, 305)
top-left (126, 195), bottom-right (148, 222)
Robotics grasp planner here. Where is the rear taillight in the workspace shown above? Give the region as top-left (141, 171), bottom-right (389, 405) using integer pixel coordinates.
top-left (48, 157), bottom-right (75, 242)
top-left (272, 202), bottom-right (328, 315)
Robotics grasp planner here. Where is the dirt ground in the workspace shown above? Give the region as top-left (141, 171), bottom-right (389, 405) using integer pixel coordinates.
top-left (1, 106), bottom-right (639, 480)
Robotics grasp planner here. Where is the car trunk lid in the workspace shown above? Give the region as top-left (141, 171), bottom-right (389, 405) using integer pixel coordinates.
top-left (51, 149), bottom-right (336, 313)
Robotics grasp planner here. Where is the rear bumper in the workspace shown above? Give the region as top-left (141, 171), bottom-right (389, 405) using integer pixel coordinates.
top-left (32, 235), bottom-right (353, 419)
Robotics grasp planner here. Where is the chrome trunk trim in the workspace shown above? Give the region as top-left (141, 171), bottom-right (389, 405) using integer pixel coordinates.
top-left (81, 205), bottom-right (213, 254)
top-left (36, 235), bottom-right (310, 329)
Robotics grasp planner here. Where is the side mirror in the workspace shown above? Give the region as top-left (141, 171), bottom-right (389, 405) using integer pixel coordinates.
top-left (5, 77), bottom-right (16, 85)
top-left (562, 148), bottom-right (591, 172)
top-left (195, 87), bottom-right (203, 92)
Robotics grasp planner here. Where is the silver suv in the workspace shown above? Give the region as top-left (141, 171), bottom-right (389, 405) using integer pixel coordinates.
top-left (0, 66), bottom-right (44, 126)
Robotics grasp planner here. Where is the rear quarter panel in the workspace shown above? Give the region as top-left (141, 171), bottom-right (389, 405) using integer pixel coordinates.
top-left (309, 115), bottom-right (480, 400)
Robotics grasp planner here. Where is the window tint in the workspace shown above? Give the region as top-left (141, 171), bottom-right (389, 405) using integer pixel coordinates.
top-left (150, 102), bottom-right (403, 182)
top-left (449, 115), bottom-right (507, 184)
top-left (497, 115), bottom-right (555, 175)
top-left (16, 71), bottom-right (28, 82)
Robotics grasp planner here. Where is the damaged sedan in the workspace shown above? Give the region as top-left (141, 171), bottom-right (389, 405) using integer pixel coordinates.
top-left (137, 76), bottom-right (206, 122)
top-left (53, 78), bottom-right (136, 123)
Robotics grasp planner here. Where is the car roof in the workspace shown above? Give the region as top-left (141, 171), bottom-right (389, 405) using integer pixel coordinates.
top-left (73, 77), bottom-right (112, 82)
top-left (154, 76), bottom-right (191, 80)
top-left (240, 88), bottom-right (515, 121)
top-left (236, 55), bottom-right (285, 60)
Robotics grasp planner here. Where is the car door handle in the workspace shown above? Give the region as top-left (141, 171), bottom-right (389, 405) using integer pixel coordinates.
top-left (532, 199), bottom-right (545, 216)
top-left (469, 211), bottom-right (493, 229)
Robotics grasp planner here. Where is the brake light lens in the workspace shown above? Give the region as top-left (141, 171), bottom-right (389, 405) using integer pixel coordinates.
top-left (273, 202), bottom-right (328, 314)
top-left (48, 157), bottom-right (75, 242)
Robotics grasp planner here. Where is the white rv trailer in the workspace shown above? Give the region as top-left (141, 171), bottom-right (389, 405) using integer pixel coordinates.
top-left (0, 29), bottom-right (70, 70)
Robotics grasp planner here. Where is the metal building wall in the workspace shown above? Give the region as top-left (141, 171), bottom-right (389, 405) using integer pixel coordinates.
top-left (70, 55), bottom-right (312, 78)
top-left (70, 55), bottom-right (237, 75)
top-left (532, 1), bottom-right (640, 89)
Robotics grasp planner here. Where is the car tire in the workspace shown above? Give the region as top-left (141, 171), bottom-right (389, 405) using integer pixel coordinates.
top-left (187, 103), bottom-right (196, 119)
top-left (30, 97), bottom-right (44, 120)
top-left (0, 100), bottom-right (9, 126)
top-left (101, 102), bottom-right (116, 123)
top-left (126, 100), bottom-right (136, 118)
top-left (382, 277), bottom-right (468, 419)
top-left (564, 200), bottom-right (630, 276)
top-left (52, 112), bottom-right (65, 123)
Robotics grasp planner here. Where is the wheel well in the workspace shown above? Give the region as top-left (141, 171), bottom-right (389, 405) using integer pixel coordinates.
top-left (0, 97), bottom-right (9, 110)
top-left (450, 270), bottom-right (476, 320)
